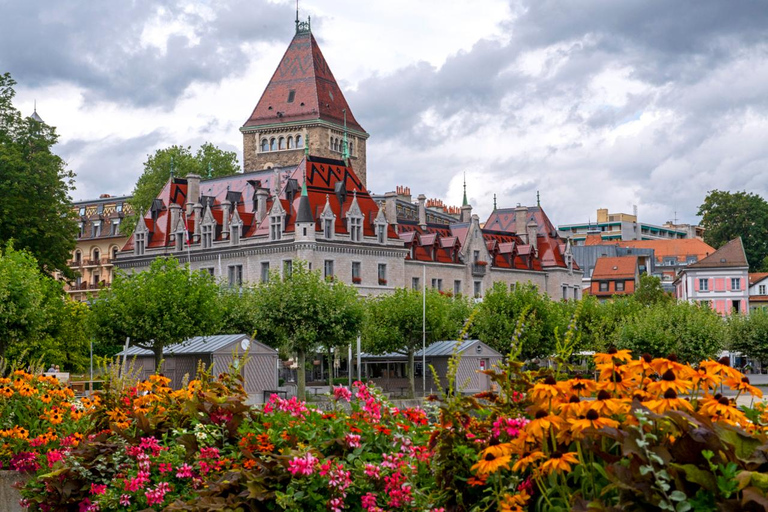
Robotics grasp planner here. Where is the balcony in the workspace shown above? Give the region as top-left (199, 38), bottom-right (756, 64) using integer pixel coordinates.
top-left (472, 262), bottom-right (488, 276)
top-left (68, 259), bottom-right (83, 268)
top-left (65, 281), bottom-right (110, 293)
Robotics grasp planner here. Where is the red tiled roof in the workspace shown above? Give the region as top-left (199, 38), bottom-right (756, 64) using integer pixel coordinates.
top-left (242, 31), bottom-right (365, 133)
top-left (749, 273), bottom-right (768, 286)
top-left (592, 256), bottom-right (638, 280)
top-left (595, 238), bottom-right (714, 264)
top-left (687, 238), bottom-right (747, 268)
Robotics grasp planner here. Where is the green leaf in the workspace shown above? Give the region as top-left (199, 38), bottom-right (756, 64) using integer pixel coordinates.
top-left (670, 463), bottom-right (717, 492)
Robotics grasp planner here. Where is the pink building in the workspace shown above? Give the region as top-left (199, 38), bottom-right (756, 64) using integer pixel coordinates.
top-left (674, 238), bottom-right (749, 316)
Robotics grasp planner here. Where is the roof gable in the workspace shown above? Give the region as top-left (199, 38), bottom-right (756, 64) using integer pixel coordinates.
top-left (687, 238), bottom-right (748, 269)
top-left (592, 256), bottom-right (638, 279)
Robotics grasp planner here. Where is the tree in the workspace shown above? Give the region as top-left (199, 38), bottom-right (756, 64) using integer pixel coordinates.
top-left (129, 143), bottom-right (240, 219)
top-left (728, 309), bottom-right (768, 366)
top-left (250, 262), bottom-right (363, 400)
top-left (470, 282), bottom-right (564, 361)
top-left (89, 257), bottom-right (223, 369)
top-left (0, 245), bottom-right (59, 358)
top-left (698, 190), bottom-right (768, 271)
top-left (362, 288), bottom-right (468, 397)
top-left (614, 302), bottom-right (726, 363)
top-left (632, 274), bottom-right (674, 306)
top-left (0, 73), bottom-right (78, 277)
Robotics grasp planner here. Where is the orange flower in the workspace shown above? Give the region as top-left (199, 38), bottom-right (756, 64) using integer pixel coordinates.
top-left (647, 369), bottom-right (693, 397)
top-left (691, 367), bottom-right (721, 394)
top-left (472, 444), bottom-right (511, 475)
top-left (525, 410), bottom-right (565, 440)
top-left (0, 386), bottom-right (14, 399)
top-left (626, 353), bottom-right (656, 375)
top-left (588, 390), bottom-right (628, 416)
top-left (530, 376), bottom-right (562, 404)
top-left (569, 409), bottom-right (619, 439)
top-left (644, 388), bottom-right (694, 414)
top-left (499, 490), bottom-right (531, 512)
top-left (724, 376), bottom-right (763, 398)
top-left (698, 395), bottom-right (749, 425)
top-left (40, 393), bottom-right (52, 404)
top-left (594, 348), bottom-right (632, 366)
top-left (651, 355), bottom-right (692, 379)
top-left (467, 474), bottom-right (487, 486)
top-left (598, 368), bottom-right (635, 396)
top-left (540, 451), bottom-right (579, 475)
top-left (557, 377), bottom-right (597, 398)
top-left (511, 450), bottom-right (545, 472)
top-left (699, 358), bottom-right (742, 380)
top-left (557, 395), bottom-right (585, 419)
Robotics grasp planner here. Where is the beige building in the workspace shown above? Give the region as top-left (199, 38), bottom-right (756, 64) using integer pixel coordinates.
top-left (59, 195), bottom-right (134, 301)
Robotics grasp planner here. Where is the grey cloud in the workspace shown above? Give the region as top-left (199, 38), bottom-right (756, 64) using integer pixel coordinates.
top-left (0, 0), bottom-right (294, 107)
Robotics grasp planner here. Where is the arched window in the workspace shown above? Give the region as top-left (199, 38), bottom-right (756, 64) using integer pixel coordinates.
top-left (74, 251), bottom-right (81, 263)
top-left (270, 138), bottom-right (277, 151)
top-left (330, 136), bottom-right (334, 150)
top-left (93, 248), bottom-right (100, 261)
top-left (111, 246), bottom-right (119, 260)
top-left (287, 136), bottom-right (294, 149)
top-left (296, 135), bottom-right (303, 148)
top-left (278, 137), bottom-right (285, 150)
top-left (261, 139), bottom-right (269, 152)
top-left (335, 138), bottom-right (340, 152)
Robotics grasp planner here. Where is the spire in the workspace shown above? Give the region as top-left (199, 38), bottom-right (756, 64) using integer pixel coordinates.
top-left (493, 194), bottom-right (497, 211)
top-left (170, 156), bottom-right (175, 180)
top-left (304, 132), bottom-right (310, 157)
top-left (29, 100), bottom-right (44, 123)
top-left (301, 167), bottom-right (308, 197)
top-left (462, 173), bottom-right (468, 207)
top-left (537, 190), bottom-right (540, 207)
top-left (296, 168), bottom-right (314, 224)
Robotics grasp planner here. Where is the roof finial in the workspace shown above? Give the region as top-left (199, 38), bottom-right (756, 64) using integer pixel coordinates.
top-left (462, 172), bottom-right (468, 207)
top-left (537, 190), bottom-right (540, 207)
top-left (301, 166), bottom-right (308, 197)
top-left (304, 131), bottom-right (310, 157)
top-left (33, 99), bottom-right (37, 114)
top-left (342, 109), bottom-right (350, 161)
top-left (170, 156), bottom-right (174, 180)
top-left (493, 194), bottom-right (497, 211)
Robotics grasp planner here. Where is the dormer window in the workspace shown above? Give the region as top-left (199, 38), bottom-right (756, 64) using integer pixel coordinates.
top-left (287, 90), bottom-right (296, 103)
top-left (111, 218), bottom-right (121, 235)
top-left (377, 224), bottom-right (386, 244)
top-left (175, 230), bottom-right (185, 251)
top-left (135, 232), bottom-right (145, 256)
top-left (270, 214), bottom-right (283, 241)
top-left (349, 216), bottom-right (362, 242)
top-left (201, 224), bottom-right (213, 248)
top-left (231, 224), bottom-right (240, 246)
top-left (92, 220), bottom-right (101, 238)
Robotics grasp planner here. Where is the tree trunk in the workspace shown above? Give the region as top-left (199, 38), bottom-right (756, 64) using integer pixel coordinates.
top-left (153, 345), bottom-right (164, 375)
top-left (297, 348), bottom-right (306, 401)
top-left (408, 346), bottom-right (415, 398)
top-left (327, 345), bottom-right (334, 389)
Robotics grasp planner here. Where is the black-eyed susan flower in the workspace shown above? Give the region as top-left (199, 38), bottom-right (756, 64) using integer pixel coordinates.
top-left (644, 388), bottom-right (694, 414)
top-left (724, 376), bottom-right (763, 398)
top-left (647, 369), bottom-right (693, 397)
top-left (471, 445), bottom-right (512, 475)
top-left (511, 450), bottom-right (545, 472)
top-left (568, 409), bottom-right (619, 439)
top-left (540, 451), bottom-right (579, 475)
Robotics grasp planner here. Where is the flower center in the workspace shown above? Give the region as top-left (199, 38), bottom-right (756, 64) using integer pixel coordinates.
top-left (663, 388), bottom-right (678, 400)
top-left (586, 409), bottom-right (599, 421)
top-left (662, 370), bottom-right (676, 382)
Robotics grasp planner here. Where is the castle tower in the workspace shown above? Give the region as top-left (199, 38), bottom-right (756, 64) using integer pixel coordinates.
top-left (240, 17), bottom-right (370, 187)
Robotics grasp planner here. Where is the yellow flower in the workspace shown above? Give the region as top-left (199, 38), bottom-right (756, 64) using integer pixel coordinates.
top-left (724, 376), bottom-right (763, 398)
top-left (644, 388), bottom-right (694, 414)
top-left (557, 376), bottom-right (597, 398)
top-left (499, 490), bottom-right (531, 512)
top-left (556, 395), bottom-right (585, 419)
top-left (569, 409), bottom-right (619, 439)
top-left (472, 446), bottom-right (512, 475)
top-left (588, 390), bottom-right (628, 416)
top-left (530, 376), bottom-right (562, 404)
top-left (525, 410), bottom-right (565, 440)
top-left (594, 348), bottom-right (632, 366)
top-left (511, 450), bottom-right (545, 472)
top-left (647, 369), bottom-right (693, 397)
top-left (540, 451), bottom-right (579, 475)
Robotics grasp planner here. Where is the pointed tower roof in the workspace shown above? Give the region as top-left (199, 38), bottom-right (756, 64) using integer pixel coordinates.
top-left (295, 170), bottom-right (314, 224)
top-left (242, 22), bottom-right (366, 134)
top-left (29, 101), bottom-right (44, 123)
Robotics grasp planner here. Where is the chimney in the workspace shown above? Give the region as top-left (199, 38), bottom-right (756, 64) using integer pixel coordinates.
top-left (417, 194), bottom-right (427, 228)
top-left (169, 203), bottom-right (181, 235)
top-left (222, 199), bottom-right (231, 239)
top-left (384, 191), bottom-right (398, 224)
top-left (193, 202), bottom-right (203, 241)
top-left (527, 219), bottom-right (538, 254)
top-left (515, 205), bottom-right (528, 241)
top-left (256, 188), bottom-right (269, 223)
top-left (396, 186), bottom-right (411, 203)
top-left (460, 203), bottom-right (472, 223)
top-left (186, 174), bottom-right (201, 216)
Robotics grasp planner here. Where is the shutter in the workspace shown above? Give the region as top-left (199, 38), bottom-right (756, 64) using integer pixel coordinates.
top-left (737, 278), bottom-right (742, 291)
top-left (694, 278), bottom-right (700, 292)
top-left (726, 300), bottom-right (732, 314)
top-left (726, 278), bottom-right (731, 291)
top-left (709, 278), bottom-right (714, 291)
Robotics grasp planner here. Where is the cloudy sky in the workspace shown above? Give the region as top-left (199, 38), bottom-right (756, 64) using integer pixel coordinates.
top-left (3, 0), bottom-right (767, 227)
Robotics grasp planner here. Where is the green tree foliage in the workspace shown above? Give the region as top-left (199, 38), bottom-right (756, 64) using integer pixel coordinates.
top-left (614, 301), bottom-right (726, 363)
top-left (216, 286), bottom-right (260, 339)
top-left (470, 282), bottom-right (563, 360)
top-left (250, 262), bottom-right (363, 400)
top-left (129, 143), bottom-right (240, 220)
top-left (362, 288), bottom-right (469, 397)
top-left (698, 190), bottom-right (768, 271)
top-left (89, 257), bottom-right (223, 368)
top-left (728, 309), bottom-right (768, 365)
top-left (0, 73), bottom-right (78, 277)
top-left (633, 274), bottom-right (674, 306)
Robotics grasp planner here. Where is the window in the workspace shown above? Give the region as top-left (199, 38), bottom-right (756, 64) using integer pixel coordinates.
top-left (431, 278), bottom-right (442, 291)
top-left (278, 137), bottom-right (285, 150)
top-left (731, 278), bottom-right (741, 291)
top-left (377, 224), bottom-right (386, 244)
top-left (573, 287), bottom-right (579, 300)
top-left (111, 219), bottom-right (121, 235)
top-left (74, 251), bottom-right (82, 264)
top-left (412, 277), bottom-right (420, 290)
top-left (287, 136), bottom-right (294, 149)
top-left (296, 135), bottom-right (303, 148)
top-left (616, 281), bottom-right (625, 291)
top-left (378, 264), bottom-right (387, 285)
top-left (283, 260), bottom-right (292, 277)
top-left (270, 215), bottom-right (282, 241)
top-left (202, 224), bottom-right (213, 248)
top-left (699, 278), bottom-right (709, 291)
top-left (79, 222), bottom-right (86, 238)
top-left (229, 265), bottom-right (243, 287)
top-left (261, 262), bottom-right (270, 283)
top-left (324, 260), bottom-right (334, 280)
top-left (351, 261), bottom-right (361, 283)
top-left (324, 218), bottom-right (333, 239)
top-left (231, 225), bottom-right (240, 246)
top-left (176, 231), bottom-right (184, 251)
top-left (92, 249), bottom-right (100, 263)
top-left (287, 90), bottom-right (296, 103)
top-left (92, 221), bottom-right (101, 238)
top-left (760, 285), bottom-right (766, 295)
top-left (261, 139), bottom-right (269, 152)
top-left (473, 250), bottom-right (480, 263)
top-left (93, 273), bottom-right (100, 286)
top-left (733, 300), bottom-right (741, 314)
top-left (135, 232), bottom-right (145, 255)
top-left (454, 280), bottom-right (461, 296)
top-left (562, 286), bottom-right (568, 300)
top-left (349, 142), bottom-right (353, 155)
top-left (116, 203), bottom-right (123, 213)
top-left (349, 216), bottom-right (362, 242)
top-left (270, 138), bottom-right (277, 151)
top-left (599, 282), bottom-right (609, 292)
top-left (201, 267), bottom-right (215, 276)
top-left (111, 247), bottom-right (118, 260)
top-left (664, 257), bottom-right (676, 266)
top-left (474, 281), bottom-right (482, 297)
top-left (78, 206), bottom-right (86, 216)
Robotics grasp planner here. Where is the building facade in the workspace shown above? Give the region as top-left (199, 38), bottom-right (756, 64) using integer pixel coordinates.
top-left (558, 208), bottom-right (703, 245)
top-left (585, 256), bottom-right (639, 300)
top-left (57, 194), bottom-right (134, 301)
top-left (748, 273), bottom-right (768, 311)
top-left (675, 238), bottom-right (750, 316)
top-left (114, 20), bottom-right (582, 299)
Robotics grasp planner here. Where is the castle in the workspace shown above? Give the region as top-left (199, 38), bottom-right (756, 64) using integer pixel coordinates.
top-left (115, 18), bottom-right (582, 299)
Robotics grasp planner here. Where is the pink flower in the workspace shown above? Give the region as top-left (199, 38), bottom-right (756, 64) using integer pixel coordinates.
top-left (344, 433), bottom-right (361, 448)
top-left (119, 495), bottom-right (131, 506)
top-left (363, 463), bottom-right (380, 479)
top-left (90, 483), bottom-right (107, 495)
top-left (159, 462), bottom-right (173, 473)
top-left (287, 453), bottom-right (318, 476)
top-left (145, 482), bottom-right (171, 506)
top-left (199, 447), bottom-right (220, 460)
top-left (362, 493), bottom-right (378, 510)
top-left (176, 463), bottom-right (194, 478)
top-left (46, 450), bottom-right (64, 468)
top-left (333, 386), bottom-right (352, 402)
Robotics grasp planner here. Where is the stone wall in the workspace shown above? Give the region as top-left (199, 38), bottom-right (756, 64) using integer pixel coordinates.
top-left (0, 471), bottom-right (25, 512)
